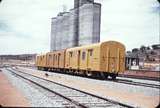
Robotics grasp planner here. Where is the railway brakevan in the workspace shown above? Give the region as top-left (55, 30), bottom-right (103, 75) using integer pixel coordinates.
top-left (36, 41), bottom-right (126, 79)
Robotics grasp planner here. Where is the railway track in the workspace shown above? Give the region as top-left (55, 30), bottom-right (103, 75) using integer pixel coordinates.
top-left (36, 68), bottom-right (160, 89)
top-left (16, 67), bottom-right (160, 89)
top-left (45, 69), bottom-right (160, 89)
top-left (6, 68), bottom-right (133, 108)
top-left (113, 79), bottom-right (160, 89)
top-left (118, 74), bottom-right (160, 81)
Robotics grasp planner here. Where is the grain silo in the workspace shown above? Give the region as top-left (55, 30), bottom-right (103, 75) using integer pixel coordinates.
top-left (61, 12), bottom-right (70, 49)
top-left (78, 2), bottom-right (101, 46)
top-left (50, 17), bottom-right (57, 51)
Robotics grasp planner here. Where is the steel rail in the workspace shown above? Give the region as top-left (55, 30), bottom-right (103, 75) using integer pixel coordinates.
top-left (6, 68), bottom-right (88, 108)
top-left (113, 79), bottom-right (160, 89)
top-left (24, 67), bottom-right (159, 89)
top-left (118, 74), bottom-right (160, 81)
top-left (33, 68), bottom-right (160, 89)
top-left (8, 67), bottom-right (134, 108)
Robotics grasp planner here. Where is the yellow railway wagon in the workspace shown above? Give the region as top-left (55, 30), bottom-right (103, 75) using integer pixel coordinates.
top-left (46, 52), bottom-right (54, 68)
top-left (46, 50), bottom-right (66, 69)
top-left (65, 41), bottom-right (125, 79)
top-left (36, 55), bottom-right (40, 67)
top-left (41, 54), bottom-right (47, 68)
top-left (65, 43), bottom-right (100, 71)
top-left (36, 54), bottom-right (47, 70)
top-left (100, 41), bottom-right (125, 74)
top-left (36, 55), bottom-right (42, 68)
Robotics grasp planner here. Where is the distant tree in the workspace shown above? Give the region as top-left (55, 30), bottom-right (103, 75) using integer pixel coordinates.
top-left (140, 45), bottom-right (146, 53)
top-left (132, 48), bottom-right (139, 53)
top-left (126, 51), bottom-right (131, 54)
top-left (152, 44), bottom-right (160, 50)
top-left (146, 46), bottom-right (151, 50)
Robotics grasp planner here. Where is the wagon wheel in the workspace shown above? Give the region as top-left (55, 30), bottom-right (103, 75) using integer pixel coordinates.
top-left (104, 74), bottom-right (109, 79)
top-left (86, 71), bottom-right (92, 77)
top-left (111, 74), bottom-right (116, 80)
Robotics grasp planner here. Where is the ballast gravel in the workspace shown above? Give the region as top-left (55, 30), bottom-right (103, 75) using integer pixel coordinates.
top-left (28, 68), bottom-right (160, 97)
top-left (12, 67), bottom-right (160, 108)
top-left (2, 69), bottom-right (64, 107)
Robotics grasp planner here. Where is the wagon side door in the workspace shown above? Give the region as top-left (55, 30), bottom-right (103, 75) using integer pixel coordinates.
top-left (77, 50), bottom-right (81, 69)
top-left (107, 47), bottom-right (119, 73)
top-left (81, 50), bottom-right (87, 70)
top-left (58, 53), bottom-right (60, 68)
top-left (119, 49), bottom-right (125, 73)
top-left (87, 49), bottom-right (93, 70)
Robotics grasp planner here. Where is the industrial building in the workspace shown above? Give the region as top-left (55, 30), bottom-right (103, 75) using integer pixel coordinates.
top-left (50, 0), bottom-right (101, 51)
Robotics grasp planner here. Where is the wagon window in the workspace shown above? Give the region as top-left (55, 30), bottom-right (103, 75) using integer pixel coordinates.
top-left (82, 51), bottom-right (86, 60)
top-left (89, 49), bottom-right (93, 56)
top-left (53, 55), bottom-right (54, 60)
top-left (49, 55), bottom-right (51, 59)
top-left (69, 52), bottom-right (73, 57)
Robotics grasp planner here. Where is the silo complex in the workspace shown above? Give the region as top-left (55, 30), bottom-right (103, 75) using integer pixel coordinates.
top-left (50, 0), bottom-right (101, 51)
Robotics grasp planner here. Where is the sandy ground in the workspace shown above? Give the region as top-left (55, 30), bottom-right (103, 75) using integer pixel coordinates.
top-left (0, 71), bottom-right (30, 107)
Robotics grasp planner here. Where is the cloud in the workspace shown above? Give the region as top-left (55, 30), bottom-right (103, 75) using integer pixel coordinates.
top-left (0, 21), bottom-right (10, 32)
top-left (0, 0), bottom-right (74, 54)
top-left (100, 0), bottom-right (159, 50)
top-left (151, 2), bottom-right (160, 13)
top-left (0, 0), bottom-right (159, 54)
top-left (0, 19), bottom-right (32, 39)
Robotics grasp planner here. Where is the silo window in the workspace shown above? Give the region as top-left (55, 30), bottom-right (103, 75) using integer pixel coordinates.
top-left (82, 51), bottom-right (86, 60)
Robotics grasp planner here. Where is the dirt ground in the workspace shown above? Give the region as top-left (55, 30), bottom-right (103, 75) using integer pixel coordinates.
top-left (0, 71), bottom-right (30, 107)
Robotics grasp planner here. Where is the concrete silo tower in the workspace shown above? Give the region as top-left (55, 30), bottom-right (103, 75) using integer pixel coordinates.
top-left (50, 0), bottom-right (101, 51)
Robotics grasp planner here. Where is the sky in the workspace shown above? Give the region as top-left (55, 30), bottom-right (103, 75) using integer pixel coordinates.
top-left (0, 0), bottom-right (159, 55)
